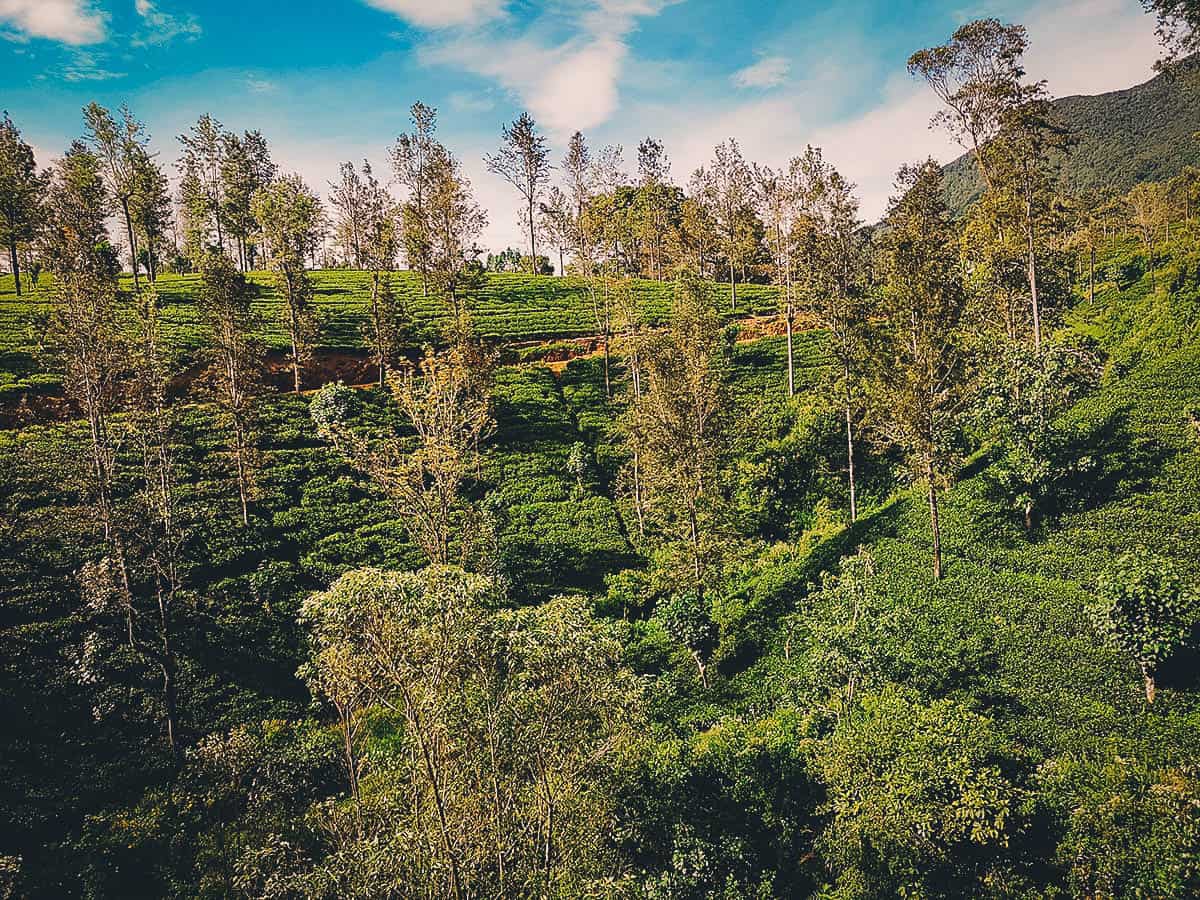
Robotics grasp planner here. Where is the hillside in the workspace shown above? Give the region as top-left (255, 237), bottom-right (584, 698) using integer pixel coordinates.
top-left (942, 56), bottom-right (1200, 213)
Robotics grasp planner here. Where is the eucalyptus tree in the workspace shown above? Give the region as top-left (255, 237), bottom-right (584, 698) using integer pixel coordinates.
top-left (252, 173), bottom-right (325, 392)
top-left (329, 160), bottom-right (370, 268)
top-left (796, 147), bottom-right (871, 522)
top-left (1126, 181), bottom-right (1170, 289)
top-left (312, 341), bottom-right (495, 567)
top-left (0, 112), bottom-right (44, 296)
top-left (198, 250), bottom-right (260, 526)
top-left (634, 137), bottom-right (677, 280)
top-left (423, 142), bottom-right (487, 324)
top-left (909, 19), bottom-right (1061, 350)
top-left (83, 103), bottom-right (153, 287)
top-left (220, 130), bottom-right (275, 271)
top-left (752, 159), bottom-right (800, 396)
top-left (130, 153), bottom-right (173, 282)
top-left (358, 161), bottom-right (406, 384)
top-left (177, 114), bottom-right (229, 257)
top-left (871, 161), bottom-right (972, 580)
top-left (538, 185), bottom-right (572, 275)
top-left (485, 112), bottom-right (552, 274)
top-left (691, 139), bottom-right (756, 309)
top-left (391, 102), bottom-right (439, 294)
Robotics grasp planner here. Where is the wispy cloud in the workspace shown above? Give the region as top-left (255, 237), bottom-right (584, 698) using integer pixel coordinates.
top-left (360, 0), bottom-right (506, 29)
top-left (60, 49), bottom-right (125, 81)
top-left (245, 75), bottom-right (278, 94)
top-left (731, 55), bottom-right (790, 90)
top-left (132, 0), bottom-right (202, 47)
top-left (0, 0), bottom-right (106, 45)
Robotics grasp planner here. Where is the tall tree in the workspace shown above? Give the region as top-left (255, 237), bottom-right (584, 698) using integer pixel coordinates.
top-left (220, 130), bottom-right (275, 272)
top-left (1142, 0), bottom-right (1200, 69)
top-left (634, 137), bottom-right (678, 280)
top-left (796, 147), bottom-right (870, 522)
top-left (252, 173), bottom-right (325, 392)
top-left (422, 143), bottom-right (487, 323)
top-left (871, 161), bottom-right (972, 580)
top-left (130, 153), bottom-right (173, 283)
top-left (538, 186), bottom-right (572, 276)
top-left (485, 112), bottom-right (552, 274)
top-left (1126, 181), bottom-right (1170, 289)
top-left (358, 161), bottom-right (406, 385)
top-left (177, 114), bottom-right (228, 258)
top-left (752, 159), bottom-right (800, 396)
top-left (391, 102), bottom-right (439, 294)
top-left (625, 272), bottom-right (730, 597)
top-left (329, 160), bottom-right (370, 268)
top-left (0, 112), bottom-right (43, 297)
top-left (198, 251), bottom-right (260, 525)
top-left (910, 19), bottom-right (1060, 349)
top-left (691, 140), bottom-right (756, 309)
top-left (84, 103), bottom-right (151, 288)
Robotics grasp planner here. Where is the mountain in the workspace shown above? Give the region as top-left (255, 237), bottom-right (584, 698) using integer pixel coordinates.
top-left (941, 56), bottom-right (1200, 214)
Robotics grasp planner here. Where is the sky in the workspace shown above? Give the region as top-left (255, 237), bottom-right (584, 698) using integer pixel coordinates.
top-left (0, 0), bottom-right (1166, 255)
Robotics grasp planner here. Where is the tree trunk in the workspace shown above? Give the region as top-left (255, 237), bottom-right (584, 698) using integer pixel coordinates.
top-left (8, 240), bottom-right (20, 297)
top-left (122, 197), bottom-right (140, 291)
top-left (1142, 664), bottom-right (1156, 704)
top-left (927, 461), bottom-right (943, 580)
top-left (1089, 246), bottom-right (1095, 305)
top-left (1025, 192), bottom-right (1041, 351)
top-left (785, 302), bottom-right (795, 397)
top-left (845, 397), bottom-right (858, 523)
top-left (528, 198), bottom-right (537, 274)
top-left (729, 258), bottom-right (737, 311)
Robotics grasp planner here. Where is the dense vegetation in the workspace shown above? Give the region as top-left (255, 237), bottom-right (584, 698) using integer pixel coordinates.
top-left (2, 9), bottom-right (1200, 900)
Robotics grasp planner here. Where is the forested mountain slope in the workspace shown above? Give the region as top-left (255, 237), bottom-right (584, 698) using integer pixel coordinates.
top-left (942, 56), bottom-right (1200, 213)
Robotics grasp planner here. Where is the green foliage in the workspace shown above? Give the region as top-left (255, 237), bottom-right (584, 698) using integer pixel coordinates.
top-left (1090, 552), bottom-right (1200, 699)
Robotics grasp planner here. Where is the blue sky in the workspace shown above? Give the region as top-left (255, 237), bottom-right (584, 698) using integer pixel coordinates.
top-left (0, 0), bottom-right (1164, 251)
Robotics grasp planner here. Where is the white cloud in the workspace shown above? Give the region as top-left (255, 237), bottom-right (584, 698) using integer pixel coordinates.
top-left (133, 0), bottom-right (202, 47)
top-left (1022, 0), bottom-right (1158, 96)
top-left (360, 0), bottom-right (505, 29)
top-left (731, 55), bottom-right (790, 90)
top-left (0, 0), bottom-right (106, 44)
top-left (421, 0), bottom-right (677, 137)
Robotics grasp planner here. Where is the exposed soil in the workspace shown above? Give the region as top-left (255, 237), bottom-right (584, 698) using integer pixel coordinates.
top-left (0, 314), bottom-right (808, 427)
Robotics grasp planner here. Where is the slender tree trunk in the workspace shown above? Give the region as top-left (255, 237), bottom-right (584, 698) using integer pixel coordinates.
top-left (528, 197), bottom-right (537, 274)
top-left (1089, 245), bottom-right (1095, 304)
top-left (122, 198), bottom-right (140, 290)
top-left (845, 396), bottom-right (858, 523)
top-left (927, 459), bottom-right (943, 580)
top-left (8, 240), bottom-right (20, 297)
top-left (632, 450), bottom-right (645, 538)
top-left (1026, 193), bottom-right (1041, 351)
top-left (1142, 665), bottom-right (1156, 704)
top-left (729, 258), bottom-right (737, 311)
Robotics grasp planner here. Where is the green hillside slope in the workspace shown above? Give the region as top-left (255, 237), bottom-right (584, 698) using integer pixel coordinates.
top-left (942, 57), bottom-right (1200, 213)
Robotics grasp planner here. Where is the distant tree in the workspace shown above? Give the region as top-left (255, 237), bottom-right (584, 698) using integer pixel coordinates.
top-left (978, 340), bottom-right (1098, 532)
top-left (252, 173), bottom-right (325, 392)
top-left (538, 186), bottom-right (573, 275)
top-left (219, 130), bottom-right (275, 271)
top-left (485, 247), bottom-right (524, 273)
top-left (691, 140), bottom-right (756, 309)
top-left (871, 161), bottom-right (972, 580)
top-left (422, 143), bottom-right (487, 323)
top-left (752, 160), bottom-right (800, 395)
top-left (312, 341), bottom-right (495, 566)
top-left (675, 195), bottom-right (720, 279)
top-left (391, 101), bottom-right (439, 294)
top-left (634, 138), bottom-right (678, 280)
top-left (1126, 181), bottom-right (1170, 289)
top-left (84, 103), bottom-right (152, 288)
top-left (130, 153), bottom-right (173, 282)
top-left (329, 160), bottom-right (370, 268)
top-left (358, 161), bottom-right (406, 386)
top-left (486, 112), bottom-right (552, 274)
top-left (44, 141), bottom-right (133, 635)
top-left (1091, 553), bottom-right (1200, 703)
top-left (0, 112), bottom-right (44, 297)
top-left (198, 251), bottom-right (260, 525)
top-left (911, 19), bottom-right (1062, 349)
top-left (177, 114), bottom-right (229, 257)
